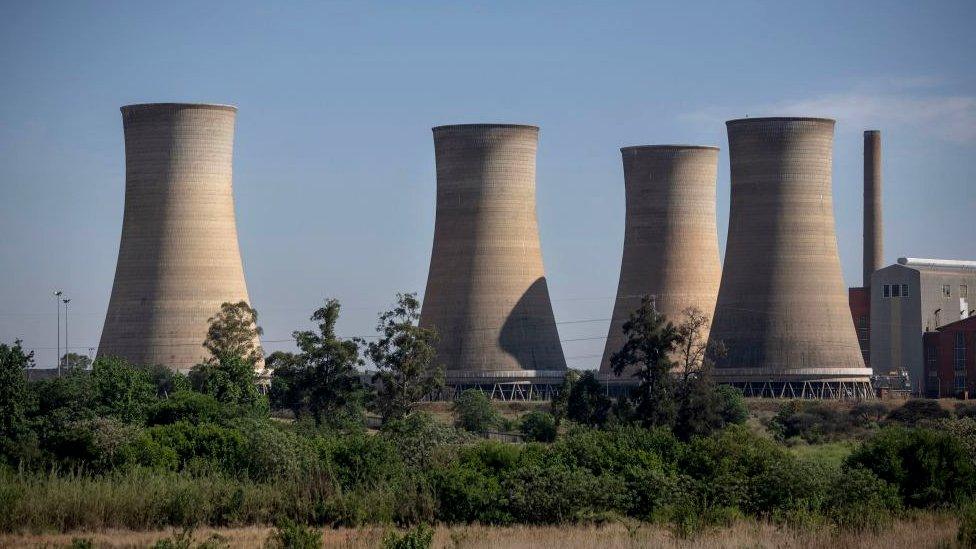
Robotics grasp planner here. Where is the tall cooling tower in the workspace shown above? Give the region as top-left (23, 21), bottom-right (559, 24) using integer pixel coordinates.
top-left (599, 146), bottom-right (722, 376)
top-left (863, 130), bottom-right (883, 287)
top-left (420, 124), bottom-right (566, 391)
top-left (709, 117), bottom-right (871, 397)
top-left (98, 103), bottom-right (259, 372)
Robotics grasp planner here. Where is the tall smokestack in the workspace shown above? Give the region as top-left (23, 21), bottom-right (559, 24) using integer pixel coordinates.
top-left (709, 117), bottom-right (871, 393)
top-left (419, 124), bottom-right (566, 379)
top-left (98, 103), bottom-right (260, 371)
top-left (863, 130), bottom-right (882, 287)
top-left (599, 145), bottom-right (722, 376)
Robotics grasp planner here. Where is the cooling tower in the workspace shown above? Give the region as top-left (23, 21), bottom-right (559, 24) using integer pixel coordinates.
top-left (420, 124), bottom-right (566, 389)
top-left (863, 130), bottom-right (883, 287)
top-left (709, 117), bottom-right (871, 396)
top-left (599, 146), bottom-right (722, 376)
top-left (98, 103), bottom-right (260, 372)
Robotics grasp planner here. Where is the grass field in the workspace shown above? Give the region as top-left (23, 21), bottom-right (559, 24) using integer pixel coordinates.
top-left (0, 514), bottom-right (959, 548)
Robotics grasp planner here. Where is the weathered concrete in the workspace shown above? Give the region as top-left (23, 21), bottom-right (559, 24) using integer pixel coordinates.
top-left (863, 130), bottom-right (883, 287)
top-left (98, 103), bottom-right (260, 372)
top-left (600, 145), bottom-right (722, 375)
top-left (710, 117), bottom-right (870, 383)
top-left (419, 124), bottom-right (566, 375)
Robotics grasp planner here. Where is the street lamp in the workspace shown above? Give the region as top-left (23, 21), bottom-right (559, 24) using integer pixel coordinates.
top-left (62, 297), bottom-right (71, 370)
top-left (53, 290), bottom-right (63, 374)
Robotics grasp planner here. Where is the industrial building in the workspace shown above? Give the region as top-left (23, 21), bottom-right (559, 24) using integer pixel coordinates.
top-left (98, 103), bottom-right (261, 372)
top-left (870, 257), bottom-right (976, 392)
top-left (923, 315), bottom-right (976, 398)
top-left (599, 145), bottom-right (721, 380)
top-left (709, 117), bottom-right (872, 398)
top-left (419, 124), bottom-right (566, 399)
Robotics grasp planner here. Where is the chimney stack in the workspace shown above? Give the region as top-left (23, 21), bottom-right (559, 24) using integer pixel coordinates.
top-left (863, 130), bottom-right (882, 287)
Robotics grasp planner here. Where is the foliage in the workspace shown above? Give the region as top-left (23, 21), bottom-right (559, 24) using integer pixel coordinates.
top-left (90, 356), bottom-right (157, 423)
top-left (381, 523), bottom-right (433, 549)
top-left (189, 355), bottom-right (265, 411)
top-left (269, 300), bottom-right (365, 427)
top-left (149, 391), bottom-right (225, 426)
top-left (145, 364), bottom-right (191, 398)
top-left (549, 369), bottom-right (578, 429)
top-left (847, 426), bottom-right (976, 507)
top-left (565, 371), bottom-right (611, 428)
top-left (266, 519), bottom-right (322, 549)
top-left (59, 352), bottom-right (92, 372)
top-left (203, 301), bottom-right (264, 366)
top-left (0, 340), bottom-right (36, 462)
top-left (367, 293), bottom-right (444, 423)
top-left (519, 411), bottom-right (557, 442)
top-left (959, 503), bottom-right (976, 548)
top-left (886, 399), bottom-right (950, 426)
top-left (452, 390), bottom-right (500, 434)
top-left (957, 403), bottom-right (976, 420)
top-left (609, 295), bottom-right (679, 428)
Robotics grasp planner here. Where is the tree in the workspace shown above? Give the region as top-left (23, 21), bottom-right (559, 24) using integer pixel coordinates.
top-left (520, 410), bottom-right (557, 442)
top-left (269, 299), bottom-right (365, 426)
top-left (203, 301), bottom-right (264, 366)
top-left (566, 371), bottom-right (611, 428)
top-left (453, 389), bottom-right (499, 434)
top-left (189, 355), bottom-right (264, 409)
top-left (610, 295), bottom-right (679, 428)
top-left (89, 356), bottom-right (157, 423)
top-left (672, 307), bottom-right (730, 440)
top-left (367, 293), bottom-right (443, 423)
top-left (59, 352), bottom-right (92, 372)
top-left (0, 340), bottom-right (36, 461)
top-left (550, 369), bottom-right (579, 431)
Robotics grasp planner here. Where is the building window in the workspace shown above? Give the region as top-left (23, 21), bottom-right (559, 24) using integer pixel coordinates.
top-left (962, 285), bottom-right (969, 298)
top-left (883, 284), bottom-right (890, 298)
top-left (857, 316), bottom-right (868, 330)
top-left (955, 332), bottom-right (967, 371)
top-left (892, 284), bottom-right (901, 298)
top-left (902, 284), bottom-right (909, 298)
top-left (944, 284), bottom-right (952, 298)
top-left (955, 374), bottom-right (967, 390)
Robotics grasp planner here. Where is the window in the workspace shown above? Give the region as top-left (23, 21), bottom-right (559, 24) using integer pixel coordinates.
top-left (902, 284), bottom-right (909, 298)
top-left (962, 285), bottom-right (969, 298)
top-left (883, 284), bottom-right (891, 298)
top-left (955, 332), bottom-right (967, 371)
top-left (892, 284), bottom-right (901, 298)
top-left (944, 284), bottom-right (952, 298)
top-left (857, 316), bottom-right (868, 330)
top-left (955, 374), bottom-right (966, 390)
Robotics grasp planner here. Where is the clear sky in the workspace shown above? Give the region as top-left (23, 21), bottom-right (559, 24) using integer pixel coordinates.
top-left (2, 0), bottom-right (974, 370)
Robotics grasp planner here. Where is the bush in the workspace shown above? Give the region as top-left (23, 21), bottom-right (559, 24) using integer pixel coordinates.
top-left (379, 412), bottom-right (472, 469)
top-left (519, 411), bottom-right (557, 442)
top-left (503, 464), bottom-right (625, 523)
top-left (959, 503), bottom-right (976, 548)
top-left (452, 390), bottom-right (499, 434)
top-left (846, 426), bottom-right (976, 507)
top-left (825, 467), bottom-right (901, 531)
top-left (769, 401), bottom-right (857, 443)
top-left (955, 403), bottom-right (976, 420)
top-left (266, 519), bottom-right (322, 549)
top-left (381, 523), bottom-right (433, 549)
top-left (886, 399), bottom-right (949, 426)
top-left (149, 391), bottom-right (225, 426)
top-left (715, 385), bottom-right (748, 425)
top-left (433, 463), bottom-right (508, 524)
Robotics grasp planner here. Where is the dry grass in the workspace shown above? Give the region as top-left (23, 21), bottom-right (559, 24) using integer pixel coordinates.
top-left (1, 515), bottom-right (958, 549)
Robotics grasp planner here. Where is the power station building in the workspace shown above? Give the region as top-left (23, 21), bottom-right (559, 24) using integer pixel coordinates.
top-left (870, 257), bottom-right (976, 393)
top-left (599, 145), bottom-right (722, 379)
top-left (419, 124), bottom-right (566, 398)
top-left (709, 117), bottom-right (872, 398)
top-left (98, 103), bottom-right (260, 372)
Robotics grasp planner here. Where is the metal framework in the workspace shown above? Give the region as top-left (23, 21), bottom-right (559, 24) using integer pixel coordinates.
top-left (724, 380), bottom-right (873, 400)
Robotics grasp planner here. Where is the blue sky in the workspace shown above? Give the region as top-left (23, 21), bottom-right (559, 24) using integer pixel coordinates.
top-left (1, 0), bottom-right (974, 369)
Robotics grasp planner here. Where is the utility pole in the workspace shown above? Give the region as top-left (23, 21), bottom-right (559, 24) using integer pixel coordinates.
top-left (63, 297), bottom-right (71, 369)
top-left (53, 290), bottom-right (63, 375)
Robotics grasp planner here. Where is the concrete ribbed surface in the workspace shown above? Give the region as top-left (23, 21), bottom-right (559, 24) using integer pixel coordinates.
top-left (97, 103), bottom-right (259, 371)
top-left (600, 146), bottom-right (722, 374)
top-left (420, 124), bottom-right (566, 373)
top-left (710, 118), bottom-right (869, 379)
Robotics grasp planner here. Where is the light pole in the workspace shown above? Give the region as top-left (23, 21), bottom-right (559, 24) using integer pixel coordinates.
top-left (53, 290), bottom-right (63, 374)
top-left (63, 297), bottom-right (71, 370)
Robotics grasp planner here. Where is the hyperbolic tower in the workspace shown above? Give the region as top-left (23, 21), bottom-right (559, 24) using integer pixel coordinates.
top-left (420, 124), bottom-right (566, 387)
top-left (98, 103), bottom-right (259, 371)
top-left (709, 117), bottom-right (871, 396)
top-left (599, 146), bottom-right (722, 376)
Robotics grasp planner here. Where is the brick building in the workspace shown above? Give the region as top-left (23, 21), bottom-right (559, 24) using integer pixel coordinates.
top-left (923, 315), bottom-right (976, 398)
top-left (848, 287), bottom-right (871, 368)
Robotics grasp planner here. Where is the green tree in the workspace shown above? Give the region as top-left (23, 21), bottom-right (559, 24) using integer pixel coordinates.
top-left (367, 293), bottom-right (443, 423)
top-left (189, 355), bottom-right (264, 409)
top-left (550, 369), bottom-right (579, 431)
top-left (566, 371), bottom-right (611, 428)
top-left (59, 352), bottom-right (92, 372)
top-left (269, 299), bottom-right (365, 426)
top-left (203, 301), bottom-right (264, 365)
top-left (89, 356), bottom-right (157, 423)
top-left (520, 410), bottom-right (557, 442)
top-left (610, 296), bottom-right (679, 428)
top-left (0, 340), bottom-right (36, 461)
top-left (453, 389), bottom-right (499, 434)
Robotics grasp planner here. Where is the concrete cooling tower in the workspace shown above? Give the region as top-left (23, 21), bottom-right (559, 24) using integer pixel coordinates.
top-left (420, 124), bottom-right (566, 397)
top-left (599, 146), bottom-right (722, 378)
top-left (98, 103), bottom-right (260, 372)
top-left (709, 117), bottom-right (872, 398)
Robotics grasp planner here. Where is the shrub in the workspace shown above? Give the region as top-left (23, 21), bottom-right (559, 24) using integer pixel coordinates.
top-left (433, 463), bottom-right (508, 524)
top-left (502, 464), bottom-right (625, 523)
top-left (886, 399), bottom-right (949, 426)
top-left (959, 503), bottom-right (976, 548)
top-left (266, 519), bottom-right (322, 549)
top-left (769, 401), bottom-right (856, 443)
top-left (715, 385), bottom-right (748, 425)
top-left (149, 391), bottom-right (224, 426)
top-left (380, 412), bottom-right (472, 469)
top-left (381, 523), bottom-right (433, 549)
top-left (825, 467), bottom-right (901, 531)
top-left (452, 390), bottom-right (499, 434)
top-left (955, 403), bottom-right (976, 420)
top-left (519, 411), bottom-right (557, 442)
top-left (847, 426), bottom-right (976, 507)
top-left (90, 356), bottom-right (157, 423)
